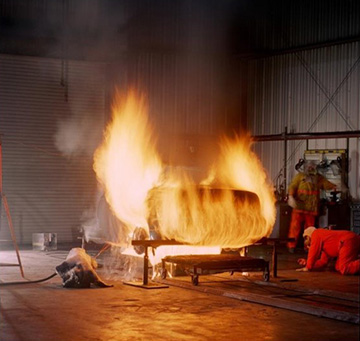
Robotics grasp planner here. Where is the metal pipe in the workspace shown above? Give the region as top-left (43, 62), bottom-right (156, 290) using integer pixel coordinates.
top-left (283, 127), bottom-right (287, 191)
top-left (253, 130), bottom-right (360, 142)
top-left (143, 247), bottom-right (149, 285)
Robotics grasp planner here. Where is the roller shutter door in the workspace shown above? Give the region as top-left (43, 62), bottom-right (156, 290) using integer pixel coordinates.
top-left (0, 54), bottom-right (106, 245)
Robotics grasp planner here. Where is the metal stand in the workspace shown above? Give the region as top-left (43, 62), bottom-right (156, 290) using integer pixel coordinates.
top-left (123, 245), bottom-right (168, 289)
top-left (124, 238), bottom-right (294, 288)
top-left (251, 237), bottom-right (295, 278)
top-left (161, 254), bottom-right (270, 286)
top-left (123, 240), bottom-right (184, 289)
top-left (0, 138), bottom-right (25, 278)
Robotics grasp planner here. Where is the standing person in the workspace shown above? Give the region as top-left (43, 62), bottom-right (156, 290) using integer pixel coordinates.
top-left (297, 226), bottom-right (360, 275)
top-left (287, 161), bottom-right (336, 253)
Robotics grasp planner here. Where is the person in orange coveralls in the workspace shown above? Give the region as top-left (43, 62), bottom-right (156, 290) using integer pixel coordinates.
top-left (287, 161), bottom-right (336, 253)
top-left (297, 226), bottom-right (360, 275)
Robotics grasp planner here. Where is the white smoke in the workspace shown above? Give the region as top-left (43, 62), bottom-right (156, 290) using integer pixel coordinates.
top-left (54, 115), bottom-right (103, 157)
top-left (81, 191), bottom-right (145, 282)
top-left (80, 190), bottom-right (130, 246)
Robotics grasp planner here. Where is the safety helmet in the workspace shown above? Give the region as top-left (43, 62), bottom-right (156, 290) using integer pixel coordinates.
top-left (303, 226), bottom-right (316, 238)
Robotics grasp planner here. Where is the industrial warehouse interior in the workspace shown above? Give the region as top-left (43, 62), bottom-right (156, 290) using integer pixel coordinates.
top-left (0, 1), bottom-right (359, 340)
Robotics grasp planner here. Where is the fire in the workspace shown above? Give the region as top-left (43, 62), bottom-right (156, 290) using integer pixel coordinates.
top-left (93, 90), bottom-right (276, 263)
top-left (93, 90), bottom-right (162, 237)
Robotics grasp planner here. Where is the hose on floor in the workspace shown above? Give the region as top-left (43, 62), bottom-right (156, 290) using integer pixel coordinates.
top-left (0, 245), bottom-right (110, 287)
top-left (0, 272), bottom-right (57, 286)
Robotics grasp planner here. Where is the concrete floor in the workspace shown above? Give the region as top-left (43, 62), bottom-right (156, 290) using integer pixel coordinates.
top-left (1, 245), bottom-right (359, 341)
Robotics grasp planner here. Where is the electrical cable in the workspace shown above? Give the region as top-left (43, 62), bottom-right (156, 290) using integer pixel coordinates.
top-left (0, 272), bottom-right (57, 286)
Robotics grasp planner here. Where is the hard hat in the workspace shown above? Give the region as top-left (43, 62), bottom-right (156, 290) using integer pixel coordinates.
top-left (303, 226), bottom-right (316, 238)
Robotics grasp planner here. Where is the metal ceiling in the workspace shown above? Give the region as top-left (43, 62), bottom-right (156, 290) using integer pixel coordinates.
top-left (0, 0), bottom-right (359, 61)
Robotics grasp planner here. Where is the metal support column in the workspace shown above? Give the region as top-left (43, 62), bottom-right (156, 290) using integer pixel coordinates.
top-left (283, 127), bottom-right (288, 191)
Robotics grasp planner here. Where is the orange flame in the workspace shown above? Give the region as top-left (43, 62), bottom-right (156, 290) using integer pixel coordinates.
top-left (93, 90), bottom-right (162, 234)
top-left (93, 90), bottom-right (276, 258)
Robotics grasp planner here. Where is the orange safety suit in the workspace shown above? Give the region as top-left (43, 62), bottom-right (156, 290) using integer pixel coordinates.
top-left (306, 229), bottom-right (360, 275)
top-left (287, 173), bottom-right (336, 249)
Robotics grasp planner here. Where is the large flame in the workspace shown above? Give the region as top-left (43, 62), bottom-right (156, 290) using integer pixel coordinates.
top-left (93, 90), bottom-right (276, 259)
top-left (151, 136), bottom-right (275, 248)
top-left (93, 90), bottom-right (162, 234)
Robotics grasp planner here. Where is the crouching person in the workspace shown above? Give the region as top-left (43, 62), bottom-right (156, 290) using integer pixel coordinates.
top-left (297, 226), bottom-right (360, 275)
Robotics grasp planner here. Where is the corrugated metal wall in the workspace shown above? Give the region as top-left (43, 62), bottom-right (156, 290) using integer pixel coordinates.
top-left (247, 42), bottom-right (360, 198)
top-left (0, 54), bottom-right (106, 245)
top-left (129, 54), bottom-right (233, 135)
top-left (107, 53), bottom-right (246, 166)
top-left (252, 0), bottom-right (360, 51)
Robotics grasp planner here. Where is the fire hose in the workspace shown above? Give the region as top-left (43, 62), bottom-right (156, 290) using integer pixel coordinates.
top-left (0, 245), bottom-right (110, 287)
top-left (0, 272), bottom-right (57, 286)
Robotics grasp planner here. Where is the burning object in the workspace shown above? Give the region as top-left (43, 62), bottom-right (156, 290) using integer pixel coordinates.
top-left (92, 90), bottom-right (276, 263)
top-left (146, 187), bottom-right (262, 246)
top-left (56, 248), bottom-right (112, 288)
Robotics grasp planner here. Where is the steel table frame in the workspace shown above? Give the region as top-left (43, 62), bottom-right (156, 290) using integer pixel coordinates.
top-left (161, 254), bottom-right (270, 285)
top-left (128, 238), bottom-right (294, 288)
